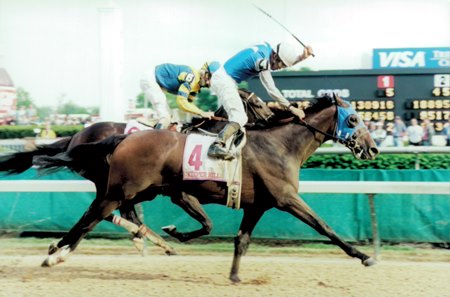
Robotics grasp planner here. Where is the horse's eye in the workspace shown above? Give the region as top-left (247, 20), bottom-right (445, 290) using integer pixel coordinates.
top-left (346, 114), bottom-right (359, 128)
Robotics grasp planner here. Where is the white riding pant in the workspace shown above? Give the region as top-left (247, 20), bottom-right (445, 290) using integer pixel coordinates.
top-left (140, 67), bottom-right (171, 128)
top-left (210, 67), bottom-right (248, 128)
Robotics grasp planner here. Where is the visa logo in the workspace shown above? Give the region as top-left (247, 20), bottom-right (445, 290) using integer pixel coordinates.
top-left (378, 51), bottom-right (426, 68)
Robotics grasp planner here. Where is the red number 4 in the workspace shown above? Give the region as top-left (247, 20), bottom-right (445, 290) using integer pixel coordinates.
top-left (188, 144), bottom-right (203, 170)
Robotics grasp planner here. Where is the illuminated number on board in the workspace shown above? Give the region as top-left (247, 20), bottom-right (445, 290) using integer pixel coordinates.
top-left (434, 74), bottom-right (450, 87)
top-left (377, 76), bottom-right (395, 88)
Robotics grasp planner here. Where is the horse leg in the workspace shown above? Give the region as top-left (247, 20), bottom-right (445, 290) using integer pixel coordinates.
top-left (229, 207), bottom-right (265, 283)
top-left (42, 197), bottom-right (120, 267)
top-left (121, 200), bottom-right (177, 255)
top-left (161, 193), bottom-right (213, 242)
top-left (278, 194), bottom-right (376, 266)
top-left (103, 212), bottom-right (145, 254)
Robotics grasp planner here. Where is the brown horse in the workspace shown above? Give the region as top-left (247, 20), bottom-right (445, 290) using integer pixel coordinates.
top-left (4, 90), bottom-right (271, 253)
top-left (0, 122), bottom-right (180, 254)
top-left (36, 94), bottom-right (379, 282)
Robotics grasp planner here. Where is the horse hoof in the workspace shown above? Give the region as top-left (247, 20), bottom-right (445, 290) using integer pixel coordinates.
top-left (48, 241), bottom-right (59, 255)
top-left (132, 237), bottom-right (145, 254)
top-left (165, 248), bottom-right (177, 256)
top-left (41, 258), bottom-right (52, 267)
top-left (362, 257), bottom-right (377, 267)
top-left (229, 274), bottom-right (241, 283)
top-left (161, 225), bottom-right (176, 234)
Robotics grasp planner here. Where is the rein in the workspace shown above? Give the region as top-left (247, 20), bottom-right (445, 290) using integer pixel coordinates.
top-left (296, 100), bottom-right (353, 147)
top-left (298, 118), bottom-right (344, 143)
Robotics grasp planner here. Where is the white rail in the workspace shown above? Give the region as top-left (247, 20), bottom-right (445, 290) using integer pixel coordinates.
top-left (0, 180), bottom-right (448, 194)
top-left (0, 180), bottom-right (448, 259)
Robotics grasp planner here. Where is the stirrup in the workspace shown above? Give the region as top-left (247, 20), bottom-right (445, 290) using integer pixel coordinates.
top-left (208, 142), bottom-right (235, 160)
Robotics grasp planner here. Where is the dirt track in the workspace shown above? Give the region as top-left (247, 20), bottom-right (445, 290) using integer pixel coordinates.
top-left (0, 243), bottom-right (449, 297)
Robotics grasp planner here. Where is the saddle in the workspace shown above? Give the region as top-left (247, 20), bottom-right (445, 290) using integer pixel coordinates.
top-left (238, 89), bottom-right (274, 123)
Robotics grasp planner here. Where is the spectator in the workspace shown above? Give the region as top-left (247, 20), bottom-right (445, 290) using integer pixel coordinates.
top-left (40, 122), bottom-right (57, 139)
top-left (371, 121), bottom-right (387, 146)
top-left (421, 119), bottom-right (435, 146)
top-left (368, 122), bottom-right (376, 134)
top-left (443, 118), bottom-right (450, 146)
top-left (406, 118), bottom-right (423, 146)
top-left (392, 116), bottom-right (407, 147)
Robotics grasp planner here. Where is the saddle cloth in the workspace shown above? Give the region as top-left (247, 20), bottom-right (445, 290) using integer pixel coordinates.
top-left (183, 134), bottom-right (243, 209)
top-left (124, 119), bottom-right (153, 134)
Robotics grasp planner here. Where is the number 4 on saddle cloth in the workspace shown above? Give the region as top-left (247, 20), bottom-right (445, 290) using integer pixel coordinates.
top-left (183, 133), bottom-right (247, 209)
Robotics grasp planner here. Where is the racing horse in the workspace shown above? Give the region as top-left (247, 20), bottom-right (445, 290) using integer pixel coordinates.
top-left (0, 121), bottom-right (176, 253)
top-left (2, 89), bottom-right (272, 253)
top-left (36, 94), bottom-right (379, 282)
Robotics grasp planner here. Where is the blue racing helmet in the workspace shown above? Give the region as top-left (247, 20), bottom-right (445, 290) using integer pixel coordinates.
top-left (202, 61), bottom-right (221, 74)
top-left (208, 61), bottom-right (220, 73)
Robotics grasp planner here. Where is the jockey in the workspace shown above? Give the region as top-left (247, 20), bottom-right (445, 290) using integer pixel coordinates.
top-left (140, 61), bottom-right (220, 129)
top-left (208, 42), bottom-right (314, 159)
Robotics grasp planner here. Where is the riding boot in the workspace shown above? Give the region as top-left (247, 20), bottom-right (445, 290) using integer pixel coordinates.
top-left (154, 117), bottom-right (171, 130)
top-left (154, 123), bottom-right (164, 130)
top-left (208, 122), bottom-right (241, 160)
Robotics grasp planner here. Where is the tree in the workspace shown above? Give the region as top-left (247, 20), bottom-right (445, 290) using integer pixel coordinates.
top-left (56, 101), bottom-right (91, 114)
top-left (16, 87), bottom-right (34, 108)
top-left (196, 88), bottom-right (218, 112)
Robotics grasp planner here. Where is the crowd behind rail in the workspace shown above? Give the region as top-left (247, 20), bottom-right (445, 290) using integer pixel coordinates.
top-left (363, 116), bottom-right (450, 147)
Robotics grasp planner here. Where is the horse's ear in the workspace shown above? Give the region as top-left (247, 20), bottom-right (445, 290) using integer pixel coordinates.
top-left (330, 93), bottom-right (337, 105)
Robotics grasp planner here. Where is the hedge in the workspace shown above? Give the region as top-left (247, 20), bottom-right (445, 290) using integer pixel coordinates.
top-left (0, 125), bottom-right (83, 139)
top-left (303, 154), bottom-right (449, 170)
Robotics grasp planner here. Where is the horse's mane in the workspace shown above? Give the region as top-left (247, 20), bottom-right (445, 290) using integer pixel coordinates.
top-left (263, 94), bottom-right (340, 127)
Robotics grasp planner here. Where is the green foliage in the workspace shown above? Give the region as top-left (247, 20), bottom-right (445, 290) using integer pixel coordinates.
top-left (16, 87), bottom-right (33, 108)
top-left (0, 125), bottom-right (83, 138)
top-left (56, 101), bottom-right (91, 115)
top-left (36, 106), bottom-right (54, 120)
top-left (303, 154), bottom-right (449, 169)
top-left (0, 126), bottom-right (37, 138)
top-left (196, 88), bottom-right (218, 112)
top-left (166, 93), bottom-right (178, 109)
top-left (136, 92), bottom-right (151, 109)
top-left (51, 125), bottom-right (84, 137)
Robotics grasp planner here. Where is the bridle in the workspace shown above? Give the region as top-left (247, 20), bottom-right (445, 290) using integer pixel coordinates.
top-left (296, 96), bottom-right (366, 150)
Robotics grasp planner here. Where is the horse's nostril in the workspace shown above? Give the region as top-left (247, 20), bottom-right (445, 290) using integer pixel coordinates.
top-left (369, 147), bottom-right (379, 157)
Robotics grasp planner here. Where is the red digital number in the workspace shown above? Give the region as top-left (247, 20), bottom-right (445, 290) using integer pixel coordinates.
top-left (377, 75), bottom-right (394, 88)
top-left (188, 144), bottom-right (203, 170)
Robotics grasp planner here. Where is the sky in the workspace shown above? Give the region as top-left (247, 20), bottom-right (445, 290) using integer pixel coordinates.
top-left (0, 0), bottom-right (449, 114)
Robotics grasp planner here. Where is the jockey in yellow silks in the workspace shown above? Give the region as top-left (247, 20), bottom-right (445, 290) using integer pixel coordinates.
top-left (140, 62), bottom-right (220, 129)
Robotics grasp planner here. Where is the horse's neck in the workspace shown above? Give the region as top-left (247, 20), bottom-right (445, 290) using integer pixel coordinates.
top-left (278, 107), bottom-right (336, 164)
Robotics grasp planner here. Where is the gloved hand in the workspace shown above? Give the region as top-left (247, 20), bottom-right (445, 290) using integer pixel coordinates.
top-left (302, 46), bottom-right (314, 60)
top-left (200, 111), bottom-right (215, 119)
top-left (289, 105), bottom-right (305, 119)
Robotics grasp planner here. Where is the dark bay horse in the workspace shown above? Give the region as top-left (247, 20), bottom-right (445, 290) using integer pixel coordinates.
top-left (0, 121), bottom-right (176, 253)
top-left (2, 90), bottom-right (271, 254)
top-left (36, 94), bottom-right (379, 282)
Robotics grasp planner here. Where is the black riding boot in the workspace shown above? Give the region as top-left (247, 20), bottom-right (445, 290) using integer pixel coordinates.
top-left (154, 123), bottom-right (164, 129)
top-left (208, 122), bottom-right (241, 160)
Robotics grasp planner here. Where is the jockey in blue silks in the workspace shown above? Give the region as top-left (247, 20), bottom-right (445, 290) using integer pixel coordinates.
top-left (140, 61), bottom-right (220, 129)
top-left (208, 42), bottom-right (314, 160)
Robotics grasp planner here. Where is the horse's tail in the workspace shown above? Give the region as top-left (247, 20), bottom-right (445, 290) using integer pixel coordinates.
top-left (34, 134), bottom-right (127, 177)
top-left (0, 137), bottom-right (72, 175)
